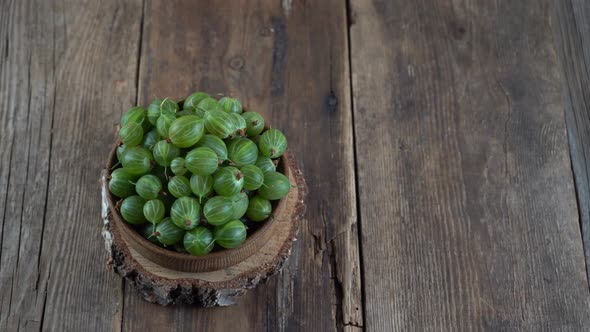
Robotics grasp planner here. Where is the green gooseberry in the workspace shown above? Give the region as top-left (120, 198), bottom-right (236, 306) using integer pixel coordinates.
top-left (184, 92), bottom-right (210, 111)
top-left (203, 196), bottom-right (234, 226)
top-left (227, 138), bottom-right (258, 166)
top-left (204, 110), bottom-right (235, 139)
top-left (259, 128), bottom-right (288, 158)
top-left (119, 122), bottom-right (144, 147)
top-left (240, 164), bottom-right (264, 190)
top-left (169, 115), bottom-right (205, 148)
top-left (155, 217), bottom-right (185, 245)
top-left (138, 223), bottom-right (162, 246)
top-left (135, 174), bottom-right (162, 200)
top-left (213, 166), bottom-right (244, 197)
top-left (120, 195), bottom-right (147, 224)
top-left (184, 227), bottom-right (214, 256)
top-left (246, 196), bottom-right (272, 222)
top-left (156, 112), bottom-right (176, 138)
top-left (258, 171), bottom-right (291, 200)
top-left (219, 97), bottom-right (242, 114)
top-left (241, 112), bottom-right (265, 137)
top-left (230, 113), bottom-right (247, 137)
top-left (143, 199), bottom-right (165, 224)
top-left (152, 139), bottom-right (180, 167)
top-left (108, 168), bottom-right (137, 198)
top-left (214, 220), bottom-right (247, 249)
top-left (255, 156), bottom-right (276, 173)
top-left (170, 197), bottom-right (201, 230)
top-left (185, 147), bottom-right (218, 176)
top-left (120, 146), bottom-right (153, 176)
top-left (121, 106), bottom-right (150, 131)
top-left (168, 175), bottom-right (191, 198)
top-left (196, 97), bottom-right (222, 115)
top-left (170, 157), bottom-right (188, 176)
top-left (142, 129), bottom-right (159, 149)
top-left (190, 174), bottom-right (214, 203)
top-left (196, 134), bottom-right (228, 162)
top-left (230, 192), bottom-right (249, 220)
top-left (147, 99), bottom-right (164, 125)
top-left (116, 144), bottom-right (127, 161)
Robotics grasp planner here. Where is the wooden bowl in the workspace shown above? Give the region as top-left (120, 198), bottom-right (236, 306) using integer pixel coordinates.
top-left (105, 142), bottom-right (294, 273)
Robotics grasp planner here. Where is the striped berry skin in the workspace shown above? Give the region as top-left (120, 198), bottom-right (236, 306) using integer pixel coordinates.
top-left (255, 156), bottom-right (276, 173)
top-left (258, 171), bottom-right (291, 200)
top-left (214, 220), bottom-right (247, 249)
top-left (246, 196), bottom-right (272, 222)
top-left (170, 197), bottom-right (201, 230)
top-left (143, 199), bottom-right (166, 224)
top-left (240, 164), bottom-right (264, 190)
top-left (204, 110), bottom-right (235, 139)
top-left (120, 146), bottom-right (153, 176)
top-left (230, 113), bottom-right (247, 137)
top-left (259, 128), bottom-right (288, 158)
top-left (121, 106), bottom-right (149, 131)
top-left (153, 140), bottom-right (180, 167)
top-left (108, 168), bottom-right (137, 198)
top-left (170, 157), bottom-right (188, 176)
top-left (120, 195), bottom-right (147, 224)
top-left (230, 192), bottom-right (249, 220)
top-left (190, 174), bottom-right (214, 203)
top-left (203, 196), bottom-right (234, 226)
top-left (195, 134), bottom-right (228, 161)
top-left (135, 174), bottom-right (162, 200)
top-left (227, 138), bottom-right (258, 167)
top-left (184, 227), bottom-right (214, 256)
top-left (219, 97), bottom-right (243, 114)
top-left (184, 92), bottom-right (210, 111)
top-left (241, 112), bottom-right (265, 137)
top-left (119, 122), bottom-right (143, 147)
top-left (185, 147), bottom-right (219, 176)
top-left (156, 218), bottom-right (185, 245)
top-left (213, 166), bottom-right (244, 197)
top-left (169, 115), bottom-right (204, 148)
top-left (168, 175), bottom-right (192, 198)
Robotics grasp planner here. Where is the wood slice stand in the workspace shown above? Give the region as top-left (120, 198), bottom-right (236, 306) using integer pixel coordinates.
top-left (100, 153), bottom-right (306, 307)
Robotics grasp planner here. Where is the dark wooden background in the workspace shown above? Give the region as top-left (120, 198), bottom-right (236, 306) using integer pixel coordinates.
top-left (2, 0), bottom-right (590, 331)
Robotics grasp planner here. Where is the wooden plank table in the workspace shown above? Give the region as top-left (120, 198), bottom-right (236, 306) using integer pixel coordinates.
top-left (1, 0), bottom-right (589, 330)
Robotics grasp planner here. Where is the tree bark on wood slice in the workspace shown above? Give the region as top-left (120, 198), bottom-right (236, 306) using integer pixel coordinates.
top-left (100, 155), bottom-right (306, 307)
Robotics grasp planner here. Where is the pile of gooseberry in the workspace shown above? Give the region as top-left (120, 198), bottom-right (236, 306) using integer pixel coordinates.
top-left (108, 92), bottom-right (291, 256)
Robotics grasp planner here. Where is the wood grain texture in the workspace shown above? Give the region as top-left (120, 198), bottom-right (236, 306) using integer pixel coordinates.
top-left (554, 0), bottom-right (590, 282)
top-left (122, 0), bottom-right (362, 330)
top-left (350, 0), bottom-right (590, 330)
top-left (12, 0), bottom-right (142, 331)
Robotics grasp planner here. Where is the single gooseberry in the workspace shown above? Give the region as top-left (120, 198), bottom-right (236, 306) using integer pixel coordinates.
top-left (259, 128), bottom-right (287, 158)
top-left (152, 140), bottom-right (180, 167)
top-left (185, 147), bottom-right (218, 176)
top-left (108, 168), bottom-right (137, 198)
top-left (156, 112), bottom-right (175, 138)
top-left (170, 197), bottom-right (200, 230)
top-left (184, 227), bottom-right (214, 256)
top-left (230, 113), bottom-right (247, 137)
top-left (214, 220), bottom-right (247, 249)
top-left (135, 174), bottom-right (162, 200)
top-left (120, 195), bottom-right (147, 224)
top-left (155, 217), bottom-right (185, 245)
top-left (184, 92), bottom-right (210, 111)
top-left (240, 164), bottom-right (264, 190)
top-left (255, 156), bottom-right (276, 173)
top-left (196, 134), bottom-right (228, 162)
top-left (204, 110), bottom-right (235, 139)
top-left (167, 175), bottom-right (191, 198)
top-left (246, 196), bottom-right (272, 222)
top-left (213, 166), bottom-right (244, 197)
top-left (119, 122), bottom-right (143, 147)
top-left (227, 138), bottom-right (258, 166)
top-left (170, 157), bottom-right (188, 176)
top-left (258, 171), bottom-right (291, 200)
top-left (168, 115), bottom-right (204, 148)
top-left (219, 97), bottom-right (243, 114)
top-left (143, 199), bottom-right (166, 224)
top-left (120, 146), bottom-right (153, 176)
top-left (230, 192), bottom-right (249, 220)
top-left (190, 174), bottom-right (214, 203)
top-left (241, 112), bottom-right (265, 137)
top-left (203, 196), bottom-right (234, 226)
top-left (121, 106), bottom-right (150, 131)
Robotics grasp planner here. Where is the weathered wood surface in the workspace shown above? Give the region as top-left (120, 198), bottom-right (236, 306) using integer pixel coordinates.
top-left (555, 0), bottom-right (590, 282)
top-left (349, 0), bottom-right (590, 331)
top-left (2, 0), bottom-right (590, 331)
